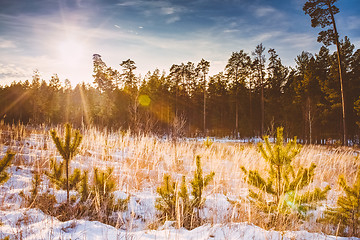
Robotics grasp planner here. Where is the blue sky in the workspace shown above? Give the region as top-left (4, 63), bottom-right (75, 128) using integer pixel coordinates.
top-left (0, 0), bottom-right (359, 86)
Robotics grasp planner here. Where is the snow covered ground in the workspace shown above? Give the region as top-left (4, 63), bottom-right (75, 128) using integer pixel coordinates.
top-left (0, 167), bottom-right (356, 240)
top-left (0, 131), bottom-right (359, 239)
top-left (2, 209), bottom-right (358, 240)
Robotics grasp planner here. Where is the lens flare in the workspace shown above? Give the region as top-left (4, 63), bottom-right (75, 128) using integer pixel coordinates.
top-left (138, 95), bottom-right (151, 107)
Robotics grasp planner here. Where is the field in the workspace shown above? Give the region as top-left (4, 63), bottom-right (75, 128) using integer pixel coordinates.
top-left (0, 123), bottom-right (359, 239)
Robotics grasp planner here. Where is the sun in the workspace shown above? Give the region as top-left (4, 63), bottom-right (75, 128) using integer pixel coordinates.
top-left (54, 36), bottom-right (93, 85)
top-left (57, 38), bottom-right (85, 67)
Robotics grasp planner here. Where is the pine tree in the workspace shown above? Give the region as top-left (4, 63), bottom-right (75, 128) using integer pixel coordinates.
top-left (303, 0), bottom-right (347, 145)
top-left (0, 152), bottom-right (15, 185)
top-left (79, 170), bottom-right (90, 202)
top-left (46, 158), bottom-right (64, 189)
top-left (93, 167), bottom-right (116, 204)
top-left (252, 43), bottom-right (266, 136)
top-left (241, 127), bottom-right (330, 214)
top-left (323, 166), bottom-right (360, 237)
top-left (225, 51), bottom-right (251, 135)
top-left (50, 123), bottom-right (82, 204)
top-left (191, 155), bottom-right (215, 209)
top-left (203, 136), bottom-right (213, 148)
top-left (92, 167), bottom-right (128, 222)
top-left (178, 175), bottom-right (191, 227)
top-left (156, 174), bottom-right (177, 222)
top-left (45, 158), bottom-right (83, 193)
top-left (29, 171), bottom-right (42, 203)
top-left (356, 97), bottom-right (360, 128)
top-left (156, 156), bottom-right (214, 229)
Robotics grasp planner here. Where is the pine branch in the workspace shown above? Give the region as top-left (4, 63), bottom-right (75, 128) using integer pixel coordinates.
top-left (297, 185), bottom-right (330, 204)
top-left (0, 152), bottom-right (15, 185)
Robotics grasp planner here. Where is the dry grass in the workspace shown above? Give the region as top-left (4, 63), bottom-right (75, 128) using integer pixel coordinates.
top-left (1, 122), bottom-right (360, 233)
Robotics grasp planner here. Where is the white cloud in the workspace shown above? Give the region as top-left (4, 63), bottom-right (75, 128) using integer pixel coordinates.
top-left (0, 38), bottom-right (16, 48)
top-left (1, 0), bottom-right (350, 87)
top-left (161, 7), bottom-right (175, 15)
top-left (278, 33), bottom-right (317, 49)
top-left (116, 1), bottom-right (141, 7)
top-left (254, 6), bottom-right (277, 18)
top-left (223, 29), bottom-right (240, 34)
top-left (166, 16), bottom-right (180, 24)
top-left (252, 31), bottom-right (282, 42)
top-left (0, 63), bottom-right (33, 85)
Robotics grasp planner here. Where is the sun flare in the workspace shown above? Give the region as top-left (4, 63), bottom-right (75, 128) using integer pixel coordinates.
top-left (57, 38), bottom-right (85, 67)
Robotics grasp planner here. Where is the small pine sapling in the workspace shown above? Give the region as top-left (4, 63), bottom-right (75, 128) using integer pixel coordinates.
top-left (20, 171), bottom-right (57, 215)
top-left (0, 152), bottom-right (15, 185)
top-left (50, 123), bottom-right (82, 205)
top-left (156, 156), bottom-right (214, 229)
top-left (241, 127), bottom-right (330, 215)
top-left (191, 155), bottom-right (215, 210)
top-left (322, 166), bottom-right (360, 237)
top-left (189, 155), bottom-right (214, 228)
top-left (68, 168), bottom-right (82, 190)
top-left (93, 167), bottom-right (116, 203)
top-left (29, 171), bottom-right (42, 204)
top-left (46, 158), bottom-right (82, 192)
top-left (92, 167), bottom-right (128, 222)
top-left (178, 175), bottom-right (191, 228)
top-left (79, 170), bottom-right (90, 202)
top-left (156, 174), bottom-right (177, 222)
top-left (46, 159), bottom-right (64, 188)
top-left (20, 170), bottom-right (42, 207)
top-left (203, 137), bottom-right (213, 148)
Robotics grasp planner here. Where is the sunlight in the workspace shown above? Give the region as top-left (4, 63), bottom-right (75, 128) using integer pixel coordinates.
top-left (0, 91), bottom-right (30, 117)
top-left (79, 85), bottom-right (91, 125)
top-left (54, 35), bottom-right (93, 84)
top-left (57, 37), bottom-right (85, 67)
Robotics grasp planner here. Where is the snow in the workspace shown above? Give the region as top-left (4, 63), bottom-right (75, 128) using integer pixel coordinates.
top-left (1, 208), bottom-right (358, 240)
top-left (1, 134), bottom-right (359, 240)
top-left (1, 166), bottom-right (358, 240)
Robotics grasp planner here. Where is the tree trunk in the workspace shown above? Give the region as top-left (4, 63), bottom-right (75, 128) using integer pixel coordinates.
top-left (258, 61), bottom-right (265, 136)
top-left (249, 80), bottom-right (253, 136)
top-left (235, 101), bottom-right (239, 136)
top-left (66, 159), bottom-right (69, 205)
top-left (261, 83), bottom-right (264, 136)
top-left (203, 74), bottom-right (207, 135)
top-left (234, 69), bottom-right (240, 137)
top-left (328, 1), bottom-right (346, 145)
top-left (308, 97), bottom-right (312, 144)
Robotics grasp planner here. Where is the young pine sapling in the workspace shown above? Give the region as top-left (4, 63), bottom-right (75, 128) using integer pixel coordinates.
top-left (50, 123), bottom-right (82, 205)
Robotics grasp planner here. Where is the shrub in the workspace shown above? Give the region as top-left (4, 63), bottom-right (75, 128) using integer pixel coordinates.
top-left (241, 127), bottom-right (330, 216)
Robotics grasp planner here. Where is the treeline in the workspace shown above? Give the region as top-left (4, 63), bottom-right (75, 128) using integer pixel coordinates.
top-left (1, 39), bottom-right (360, 143)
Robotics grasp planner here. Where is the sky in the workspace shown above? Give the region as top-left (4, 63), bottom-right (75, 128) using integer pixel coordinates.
top-left (0, 0), bottom-right (359, 86)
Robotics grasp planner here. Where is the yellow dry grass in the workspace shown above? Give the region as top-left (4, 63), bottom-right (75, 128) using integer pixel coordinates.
top-left (2, 123), bottom-right (358, 199)
top-left (1, 122), bottom-right (359, 231)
